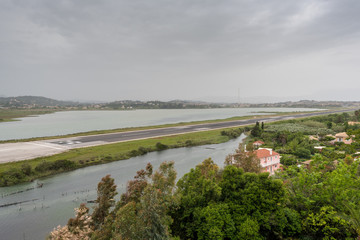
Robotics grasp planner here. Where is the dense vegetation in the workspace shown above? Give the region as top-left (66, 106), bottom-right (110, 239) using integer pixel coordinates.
top-left (48, 111), bottom-right (360, 239)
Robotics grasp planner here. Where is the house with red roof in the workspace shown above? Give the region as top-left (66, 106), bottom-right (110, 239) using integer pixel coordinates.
top-left (254, 148), bottom-right (281, 175)
top-left (253, 140), bottom-right (265, 149)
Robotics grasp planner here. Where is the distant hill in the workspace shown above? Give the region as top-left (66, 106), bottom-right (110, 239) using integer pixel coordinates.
top-left (1, 95), bottom-right (359, 109)
top-left (0, 96), bottom-right (80, 108)
top-left (104, 100), bottom-right (232, 109)
top-left (240, 100), bottom-right (360, 109)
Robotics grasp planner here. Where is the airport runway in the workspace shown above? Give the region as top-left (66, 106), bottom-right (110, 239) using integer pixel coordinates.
top-left (0, 108), bottom-right (354, 163)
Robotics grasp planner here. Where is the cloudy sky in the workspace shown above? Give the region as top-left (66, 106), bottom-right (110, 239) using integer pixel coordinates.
top-left (1, 0), bottom-right (360, 103)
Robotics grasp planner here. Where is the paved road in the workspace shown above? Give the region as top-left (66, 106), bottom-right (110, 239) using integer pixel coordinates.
top-left (0, 108), bottom-right (355, 163)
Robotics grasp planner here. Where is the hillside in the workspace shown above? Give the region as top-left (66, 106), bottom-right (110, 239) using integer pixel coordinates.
top-left (0, 96), bottom-right (80, 108)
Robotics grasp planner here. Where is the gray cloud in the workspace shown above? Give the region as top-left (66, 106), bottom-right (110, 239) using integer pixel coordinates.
top-left (1, 0), bottom-right (360, 102)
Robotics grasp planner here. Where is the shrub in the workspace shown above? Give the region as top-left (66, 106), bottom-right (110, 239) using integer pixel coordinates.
top-left (0, 168), bottom-right (25, 186)
top-left (280, 155), bottom-right (298, 166)
top-left (294, 148), bottom-right (311, 159)
top-left (21, 163), bottom-right (32, 176)
top-left (138, 147), bottom-right (150, 155)
top-left (128, 150), bottom-right (140, 157)
top-left (185, 140), bottom-right (194, 147)
top-left (35, 160), bottom-right (75, 172)
top-left (300, 120), bottom-right (326, 129)
top-left (156, 142), bottom-right (168, 151)
top-left (220, 128), bottom-right (242, 139)
top-left (332, 125), bottom-right (345, 132)
top-left (103, 156), bottom-right (113, 162)
top-left (266, 123), bottom-right (334, 135)
top-left (35, 161), bottom-right (53, 172)
top-left (49, 160), bottom-right (75, 171)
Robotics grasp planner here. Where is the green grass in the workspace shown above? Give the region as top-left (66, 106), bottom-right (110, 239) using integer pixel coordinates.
top-left (0, 127), bottom-right (234, 186)
top-left (0, 109), bottom-right (56, 122)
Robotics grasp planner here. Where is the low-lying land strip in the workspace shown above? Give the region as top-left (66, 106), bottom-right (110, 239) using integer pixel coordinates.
top-left (0, 109), bottom-right (56, 122)
top-left (0, 110), bottom-right (321, 143)
top-left (0, 108), bottom-right (341, 162)
top-left (0, 108), bottom-right (355, 187)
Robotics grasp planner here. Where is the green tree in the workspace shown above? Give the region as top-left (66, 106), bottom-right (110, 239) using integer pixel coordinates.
top-left (92, 175), bottom-right (117, 229)
top-left (303, 206), bottom-right (353, 239)
top-left (195, 203), bottom-right (236, 240)
top-left (171, 159), bottom-right (221, 239)
top-left (342, 202), bottom-right (360, 240)
top-left (355, 110), bottom-right (360, 121)
top-left (294, 147), bottom-right (311, 159)
top-left (280, 155), bottom-right (298, 166)
top-left (220, 166), bottom-right (291, 239)
top-left (251, 121), bottom-right (262, 137)
top-left (224, 144), bottom-right (261, 173)
top-left (93, 162), bottom-right (177, 240)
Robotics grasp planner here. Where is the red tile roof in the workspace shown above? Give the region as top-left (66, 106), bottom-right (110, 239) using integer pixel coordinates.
top-left (253, 140), bottom-right (265, 145)
top-left (254, 149), bottom-right (279, 158)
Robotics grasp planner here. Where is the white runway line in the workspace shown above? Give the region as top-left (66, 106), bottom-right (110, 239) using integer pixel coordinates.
top-left (25, 142), bottom-right (65, 150)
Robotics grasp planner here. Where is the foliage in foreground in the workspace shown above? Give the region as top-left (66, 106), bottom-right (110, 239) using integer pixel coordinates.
top-left (49, 155), bottom-right (360, 240)
top-left (48, 110), bottom-right (360, 239)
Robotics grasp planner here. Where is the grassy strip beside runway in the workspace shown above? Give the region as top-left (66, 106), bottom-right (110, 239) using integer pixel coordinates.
top-left (0, 127), bottom-right (242, 187)
top-left (0, 111), bottom-right (309, 143)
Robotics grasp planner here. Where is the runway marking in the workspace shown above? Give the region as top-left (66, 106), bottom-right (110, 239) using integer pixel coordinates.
top-left (25, 142), bottom-right (65, 150)
top-left (0, 148), bottom-right (12, 152)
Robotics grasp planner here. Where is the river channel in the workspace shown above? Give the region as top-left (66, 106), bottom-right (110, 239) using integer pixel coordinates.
top-left (0, 134), bottom-right (245, 240)
top-left (0, 108), bottom-right (321, 140)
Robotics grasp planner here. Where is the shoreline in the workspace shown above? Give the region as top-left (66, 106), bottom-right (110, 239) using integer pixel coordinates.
top-left (0, 109), bottom-right (324, 143)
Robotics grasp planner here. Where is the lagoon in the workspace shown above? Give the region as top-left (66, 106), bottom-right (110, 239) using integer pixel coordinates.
top-left (0, 108), bottom-right (321, 140)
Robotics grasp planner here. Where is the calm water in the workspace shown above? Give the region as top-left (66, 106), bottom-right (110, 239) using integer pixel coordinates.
top-left (0, 108), bottom-right (321, 140)
top-left (0, 135), bottom-right (245, 240)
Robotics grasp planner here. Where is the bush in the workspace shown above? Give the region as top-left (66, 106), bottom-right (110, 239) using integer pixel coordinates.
top-left (156, 142), bottom-right (168, 151)
top-left (35, 160), bottom-right (75, 172)
top-left (138, 147), bottom-right (150, 155)
top-left (35, 161), bottom-right (53, 172)
top-left (128, 150), bottom-right (140, 157)
top-left (21, 163), bottom-right (32, 176)
top-left (266, 123), bottom-right (334, 135)
top-left (332, 125), bottom-right (345, 132)
top-left (300, 120), bottom-right (326, 129)
top-left (294, 148), bottom-right (311, 159)
top-left (103, 156), bottom-right (113, 162)
top-left (49, 160), bottom-right (75, 171)
top-left (0, 168), bottom-right (25, 186)
top-left (221, 128), bottom-right (242, 139)
top-left (280, 155), bottom-right (298, 166)
top-left (185, 140), bottom-right (194, 147)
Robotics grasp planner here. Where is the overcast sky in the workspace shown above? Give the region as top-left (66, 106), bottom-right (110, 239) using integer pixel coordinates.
top-left (1, 0), bottom-right (360, 103)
